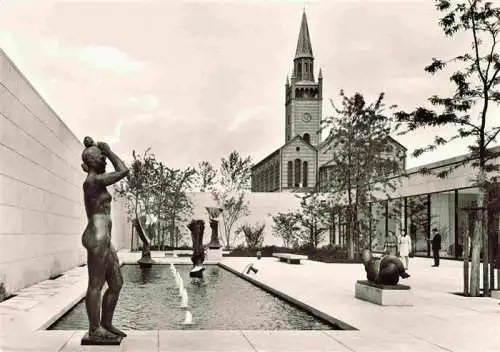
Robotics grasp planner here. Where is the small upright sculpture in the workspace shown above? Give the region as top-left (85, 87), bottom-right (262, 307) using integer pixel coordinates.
top-left (205, 207), bottom-right (223, 261)
top-left (80, 137), bottom-right (129, 345)
top-left (133, 214), bottom-right (156, 268)
top-left (362, 249), bottom-right (410, 285)
top-left (188, 219), bottom-right (205, 279)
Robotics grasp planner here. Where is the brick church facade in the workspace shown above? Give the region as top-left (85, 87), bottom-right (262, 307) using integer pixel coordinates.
top-left (251, 11), bottom-right (406, 192)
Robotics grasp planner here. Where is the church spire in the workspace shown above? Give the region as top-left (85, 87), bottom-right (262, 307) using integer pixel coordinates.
top-left (294, 10), bottom-right (313, 59)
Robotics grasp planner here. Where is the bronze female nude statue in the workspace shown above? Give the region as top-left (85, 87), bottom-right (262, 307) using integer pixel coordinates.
top-left (80, 136), bottom-right (129, 344)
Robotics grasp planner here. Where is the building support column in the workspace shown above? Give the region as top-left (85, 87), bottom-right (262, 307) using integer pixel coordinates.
top-left (427, 194), bottom-right (432, 257)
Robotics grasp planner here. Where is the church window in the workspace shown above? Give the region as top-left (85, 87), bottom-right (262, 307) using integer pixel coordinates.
top-left (268, 168), bottom-right (273, 191)
top-left (274, 162), bottom-right (279, 190)
top-left (303, 133), bottom-right (310, 144)
top-left (296, 146), bottom-right (300, 151)
top-left (294, 158), bottom-right (301, 187)
top-left (303, 161), bottom-right (308, 187)
top-left (287, 161), bottom-right (293, 188)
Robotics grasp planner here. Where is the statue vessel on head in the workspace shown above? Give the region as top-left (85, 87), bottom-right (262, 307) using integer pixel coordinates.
top-left (80, 136), bottom-right (129, 345)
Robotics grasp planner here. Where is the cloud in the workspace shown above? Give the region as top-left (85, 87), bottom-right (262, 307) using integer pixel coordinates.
top-left (78, 45), bottom-right (144, 76)
top-left (104, 119), bottom-right (124, 145)
top-left (227, 105), bottom-right (268, 132)
top-left (120, 94), bottom-right (159, 110)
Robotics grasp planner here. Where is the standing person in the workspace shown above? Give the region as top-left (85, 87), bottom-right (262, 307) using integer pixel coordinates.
top-left (398, 229), bottom-right (412, 270)
top-left (430, 228), bottom-right (442, 267)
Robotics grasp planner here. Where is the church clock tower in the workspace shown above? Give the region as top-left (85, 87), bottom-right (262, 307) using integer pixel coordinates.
top-left (285, 11), bottom-right (323, 146)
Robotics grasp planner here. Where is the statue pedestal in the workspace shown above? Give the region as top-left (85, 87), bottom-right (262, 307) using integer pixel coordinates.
top-left (355, 280), bottom-right (412, 306)
top-left (206, 247), bottom-right (223, 262)
top-left (491, 289), bottom-right (500, 300)
top-left (81, 332), bottom-right (123, 345)
top-left (137, 251), bottom-right (155, 268)
top-left (138, 258), bottom-right (155, 268)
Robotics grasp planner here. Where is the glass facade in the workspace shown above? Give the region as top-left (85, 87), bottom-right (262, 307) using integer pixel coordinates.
top-left (406, 195), bottom-right (429, 257)
top-left (457, 187), bottom-right (482, 258)
top-left (370, 201), bottom-right (386, 252)
top-left (430, 191), bottom-right (456, 258)
top-left (356, 186), bottom-right (500, 260)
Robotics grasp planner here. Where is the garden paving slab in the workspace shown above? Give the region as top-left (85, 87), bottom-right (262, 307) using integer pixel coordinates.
top-left (242, 330), bottom-right (351, 352)
top-left (158, 330), bottom-right (255, 352)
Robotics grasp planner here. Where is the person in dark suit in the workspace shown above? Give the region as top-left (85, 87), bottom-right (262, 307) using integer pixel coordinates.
top-left (430, 228), bottom-right (442, 267)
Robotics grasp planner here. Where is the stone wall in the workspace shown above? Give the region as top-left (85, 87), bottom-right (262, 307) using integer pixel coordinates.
top-left (0, 49), bottom-right (130, 295)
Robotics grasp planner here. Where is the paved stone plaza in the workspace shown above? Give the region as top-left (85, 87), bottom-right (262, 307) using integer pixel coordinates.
top-left (0, 251), bottom-right (499, 351)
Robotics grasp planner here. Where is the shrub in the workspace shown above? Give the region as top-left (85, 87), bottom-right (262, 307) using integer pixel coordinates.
top-left (0, 282), bottom-right (5, 302)
top-left (236, 222), bottom-right (265, 249)
top-left (226, 244), bottom-right (362, 263)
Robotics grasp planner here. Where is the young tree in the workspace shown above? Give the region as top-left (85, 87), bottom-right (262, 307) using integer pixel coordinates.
top-left (294, 191), bottom-right (331, 248)
top-left (213, 151), bottom-right (252, 249)
top-left (236, 222), bottom-right (266, 249)
top-left (394, 0), bottom-right (500, 296)
top-left (271, 212), bottom-right (301, 248)
top-left (162, 167), bottom-right (196, 248)
top-left (321, 91), bottom-right (404, 259)
top-left (213, 192), bottom-right (250, 249)
top-left (114, 148), bottom-right (156, 250)
top-left (219, 151), bottom-right (252, 191)
top-left (195, 161), bottom-right (218, 192)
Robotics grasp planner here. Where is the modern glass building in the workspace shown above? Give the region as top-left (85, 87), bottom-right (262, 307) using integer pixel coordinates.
top-left (325, 146), bottom-right (500, 261)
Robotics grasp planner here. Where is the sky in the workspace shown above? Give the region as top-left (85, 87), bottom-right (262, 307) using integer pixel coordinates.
top-left (0, 0), bottom-right (498, 170)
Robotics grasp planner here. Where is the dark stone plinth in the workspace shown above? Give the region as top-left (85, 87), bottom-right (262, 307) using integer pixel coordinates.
top-left (189, 266), bottom-right (206, 278)
top-left (356, 280), bottom-right (411, 290)
top-left (208, 218), bottom-right (222, 249)
top-left (138, 257), bottom-right (155, 268)
top-left (81, 332), bottom-right (123, 345)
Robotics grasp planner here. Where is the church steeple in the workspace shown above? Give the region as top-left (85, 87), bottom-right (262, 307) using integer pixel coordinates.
top-left (285, 10), bottom-right (322, 146)
top-left (295, 10), bottom-right (314, 60)
top-left (292, 11), bottom-right (314, 82)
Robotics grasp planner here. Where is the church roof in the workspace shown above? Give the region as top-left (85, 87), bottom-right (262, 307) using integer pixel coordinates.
top-left (295, 11), bottom-right (314, 59)
top-left (251, 135), bottom-right (317, 170)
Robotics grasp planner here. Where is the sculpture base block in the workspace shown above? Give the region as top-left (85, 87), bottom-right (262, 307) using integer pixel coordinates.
top-left (138, 257), bottom-right (155, 268)
top-left (355, 280), bottom-right (412, 306)
top-left (189, 266), bottom-right (205, 278)
top-left (206, 248), bottom-right (222, 261)
top-left (81, 332), bottom-right (123, 345)
top-left (491, 290), bottom-right (500, 300)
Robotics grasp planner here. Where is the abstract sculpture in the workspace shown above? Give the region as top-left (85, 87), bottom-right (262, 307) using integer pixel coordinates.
top-left (80, 137), bottom-right (129, 345)
top-left (133, 214), bottom-right (155, 268)
top-left (361, 249), bottom-right (410, 285)
top-left (188, 219), bottom-right (205, 278)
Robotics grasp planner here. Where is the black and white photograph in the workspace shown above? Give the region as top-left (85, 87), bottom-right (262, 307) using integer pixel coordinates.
top-left (0, 0), bottom-right (500, 351)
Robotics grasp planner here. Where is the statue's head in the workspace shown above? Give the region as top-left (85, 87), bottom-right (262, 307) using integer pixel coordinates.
top-left (81, 137), bottom-right (106, 174)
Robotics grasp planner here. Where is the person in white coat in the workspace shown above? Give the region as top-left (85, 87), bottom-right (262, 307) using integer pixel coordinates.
top-left (398, 229), bottom-right (412, 270)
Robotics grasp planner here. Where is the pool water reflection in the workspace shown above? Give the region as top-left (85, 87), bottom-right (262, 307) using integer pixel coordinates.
top-left (49, 264), bottom-right (338, 330)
